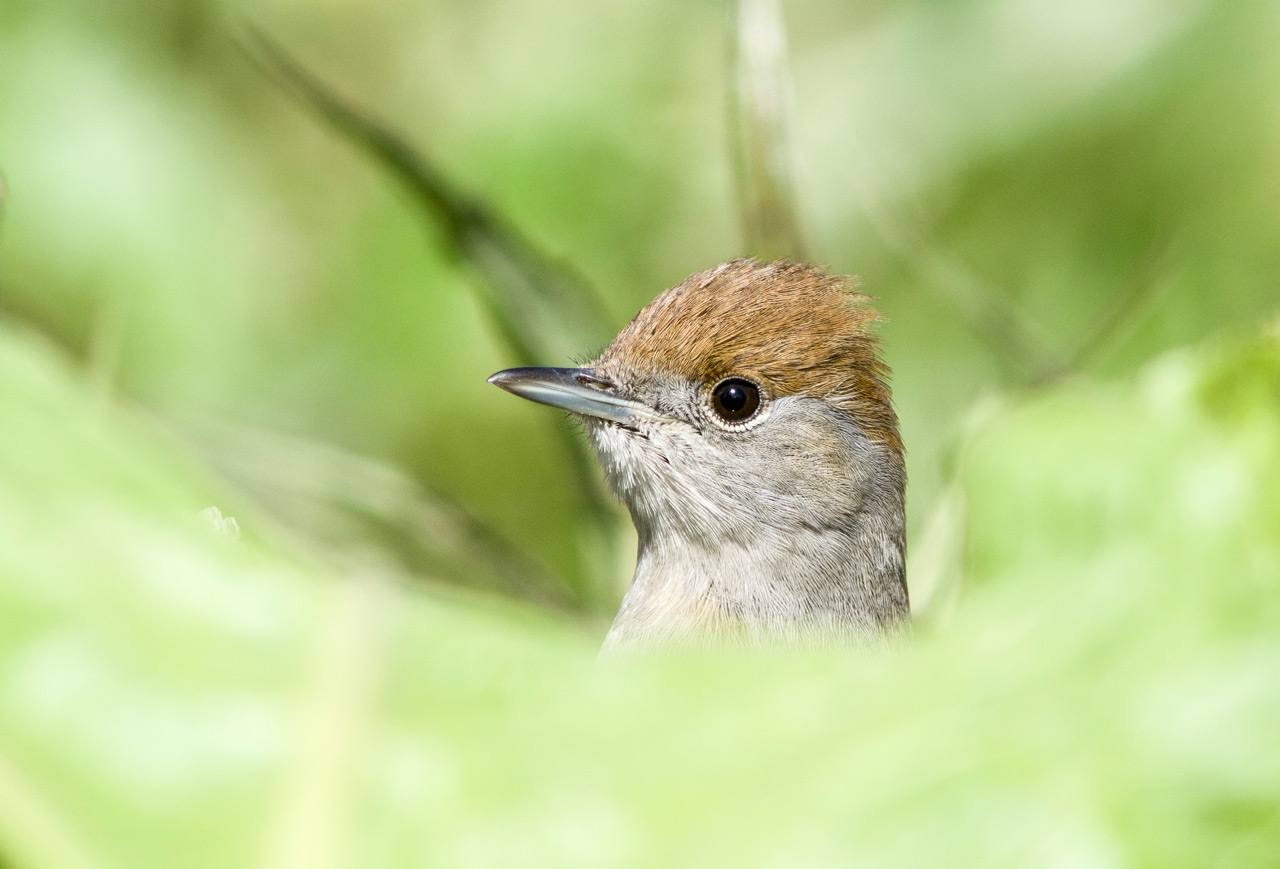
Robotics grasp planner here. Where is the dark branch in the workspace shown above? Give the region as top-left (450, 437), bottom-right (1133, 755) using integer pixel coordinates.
top-left (236, 26), bottom-right (624, 600)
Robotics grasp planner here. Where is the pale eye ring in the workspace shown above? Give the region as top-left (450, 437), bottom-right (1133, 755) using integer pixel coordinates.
top-left (708, 377), bottom-right (764, 426)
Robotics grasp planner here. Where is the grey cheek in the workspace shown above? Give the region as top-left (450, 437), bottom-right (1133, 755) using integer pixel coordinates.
top-left (714, 398), bottom-right (871, 498)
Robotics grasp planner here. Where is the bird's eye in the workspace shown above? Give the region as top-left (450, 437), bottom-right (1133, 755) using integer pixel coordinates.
top-left (710, 377), bottom-right (762, 424)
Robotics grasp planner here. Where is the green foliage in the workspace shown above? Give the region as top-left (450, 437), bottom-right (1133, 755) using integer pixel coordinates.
top-left (2, 1), bottom-right (1279, 865)
top-left (0, 319), bottom-right (1276, 867)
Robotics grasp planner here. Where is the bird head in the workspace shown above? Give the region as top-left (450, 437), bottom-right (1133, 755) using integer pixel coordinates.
top-left (489, 259), bottom-right (908, 643)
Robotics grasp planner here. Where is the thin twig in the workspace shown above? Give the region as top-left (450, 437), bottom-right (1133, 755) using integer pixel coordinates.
top-left (189, 419), bottom-right (578, 611)
top-left (236, 27), bottom-right (622, 595)
top-left (237, 27), bottom-right (613, 363)
top-left (866, 194), bottom-right (1053, 378)
top-left (1030, 239), bottom-right (1182, 387)
top-left (728, 0), bottom-right (807, 261)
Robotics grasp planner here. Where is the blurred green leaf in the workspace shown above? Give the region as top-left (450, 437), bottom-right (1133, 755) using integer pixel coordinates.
top-left (960, 330), bottom-right (1280, 600)
top-left (1, 300), bottom-right (1278, 867)
top-left (0, 323), bottom-right (585, 868)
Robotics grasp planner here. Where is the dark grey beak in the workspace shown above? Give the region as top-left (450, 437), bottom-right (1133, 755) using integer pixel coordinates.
top-left (487, 367), bottom-right (652, 426)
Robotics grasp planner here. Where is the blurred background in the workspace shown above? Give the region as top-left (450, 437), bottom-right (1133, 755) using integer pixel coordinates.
top-left (1, 1), bottom-right (1278, 866)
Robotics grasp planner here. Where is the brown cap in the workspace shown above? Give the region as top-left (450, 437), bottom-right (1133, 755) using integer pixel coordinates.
top-left (597, 259), bottom-right (900, 452)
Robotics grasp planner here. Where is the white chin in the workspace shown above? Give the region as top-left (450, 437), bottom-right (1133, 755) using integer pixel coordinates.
top-left (588, 421), bottom-right (652, 495)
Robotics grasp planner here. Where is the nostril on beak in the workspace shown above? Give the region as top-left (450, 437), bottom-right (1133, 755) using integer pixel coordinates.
top-left (574, 371), bottom-right (616, 392)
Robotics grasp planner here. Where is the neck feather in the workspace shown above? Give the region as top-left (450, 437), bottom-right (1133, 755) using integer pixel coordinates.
top-left (603, 490), bottom-right (908, 649)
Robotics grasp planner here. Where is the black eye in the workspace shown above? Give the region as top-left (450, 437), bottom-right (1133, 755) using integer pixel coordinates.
top-left (710, 377), bottom-right (762, 424)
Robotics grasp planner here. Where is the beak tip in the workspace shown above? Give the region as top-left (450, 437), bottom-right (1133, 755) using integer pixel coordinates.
top-left (483, 366), bottom-right (643, 425)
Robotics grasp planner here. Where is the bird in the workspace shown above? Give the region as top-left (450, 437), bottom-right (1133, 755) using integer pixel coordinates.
top-left (488, 259), bottom-right (908, 648)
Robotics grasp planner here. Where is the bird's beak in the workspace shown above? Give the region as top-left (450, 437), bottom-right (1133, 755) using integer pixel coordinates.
top-left (487, 367), bottom-right (653, 426)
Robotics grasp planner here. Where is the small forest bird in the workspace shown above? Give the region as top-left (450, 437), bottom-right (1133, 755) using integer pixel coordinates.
top-left (489, 259), bottom-right (908, 648)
